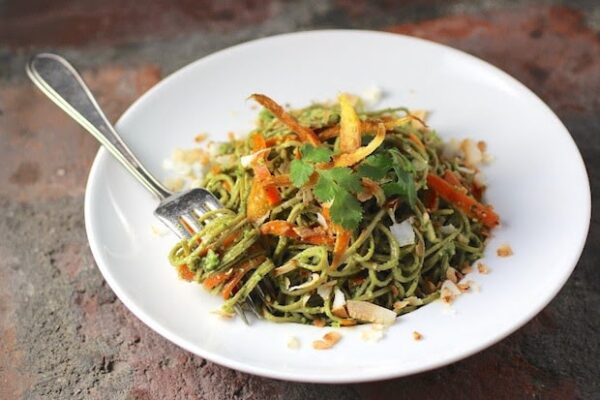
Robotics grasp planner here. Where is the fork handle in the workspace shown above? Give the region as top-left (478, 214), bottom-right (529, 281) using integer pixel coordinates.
top-left (26, 53), bottom-right (172, 200)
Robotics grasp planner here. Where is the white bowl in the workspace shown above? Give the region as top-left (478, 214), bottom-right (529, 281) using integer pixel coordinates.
top-left (84, 30), bottom-right (590, 383)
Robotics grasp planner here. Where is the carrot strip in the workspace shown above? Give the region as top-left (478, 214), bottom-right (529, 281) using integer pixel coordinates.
top-left (338, 94), bottom-right (362, 153)
top-left (250, 94), bottom-right (321, 146)
top-left (333, 123), bottom-right (385, 167)
top-left (427, 174), bottom-right (499, 228)
top-left (203, 270), bottom-right (231, 290)
top-left (260, 220), bottom-right (296, 236)
top-left (247, 178), bottom-right (273, 222)
top-left (177, 264), bottom-right (195, 281)
top-left (443, 170), bottom-right (463, 187)
top-left (221, 256), bottom-right (265, 299)
top-left (330, 227), bottom-right (351, 270)
top-left (250, 132), bottom-right (267, 151)
top-left (260, 220), bottom-right (334, 246)
top-left (407, 133), bottom-right (425, 150)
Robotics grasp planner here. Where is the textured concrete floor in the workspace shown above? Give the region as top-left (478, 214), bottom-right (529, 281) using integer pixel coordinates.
top-left (1, 1), bottom-right (599, 399)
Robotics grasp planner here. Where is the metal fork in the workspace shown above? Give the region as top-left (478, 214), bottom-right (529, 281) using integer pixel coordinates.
top-left (26, 53), bottom-right (264, 323)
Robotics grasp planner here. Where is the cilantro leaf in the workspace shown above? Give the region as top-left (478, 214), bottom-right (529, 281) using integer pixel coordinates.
top-left (301, 144), bottom-right (332, 163)
top-left (330, 190), bottom-right (363, 229)
top-left (290, 159), bottom-right (314, 188)
top-left (313, 172), bottom-right (336, 202)
top-left (357, 153), bottom-right (393, 180)
top-left (382, 170), bottom-right (416, 208)
top-left (320, 168), bottom-right (362, 193)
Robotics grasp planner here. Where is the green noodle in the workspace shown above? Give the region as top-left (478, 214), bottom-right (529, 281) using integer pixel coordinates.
top-left (167, 98), bottom-right (492, 325)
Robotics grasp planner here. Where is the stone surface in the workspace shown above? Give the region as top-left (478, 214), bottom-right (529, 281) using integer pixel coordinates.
top-left (1, 1), bottom-right (599, 399)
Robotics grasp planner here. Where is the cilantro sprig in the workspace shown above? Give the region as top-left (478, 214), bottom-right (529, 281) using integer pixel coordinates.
top-left (358, 150), bottom-right (417, 208)
top-left (289, 144), bottom-right (332, 187)
top-left (290, 145), bottom-right (362, 230)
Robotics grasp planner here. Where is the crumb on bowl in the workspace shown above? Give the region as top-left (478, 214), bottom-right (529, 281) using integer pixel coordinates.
top-left (313, 331), bottom-right (342, 350)
top-left (497, 244), bottom-right (513, 257)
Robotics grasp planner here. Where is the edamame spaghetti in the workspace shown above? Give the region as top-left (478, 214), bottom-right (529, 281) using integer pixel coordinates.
top-left (167, 93), bottom-right (499, 326)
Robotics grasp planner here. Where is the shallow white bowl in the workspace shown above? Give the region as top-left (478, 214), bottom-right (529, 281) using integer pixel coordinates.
top-left (84, 30), bottom-right (590, 383)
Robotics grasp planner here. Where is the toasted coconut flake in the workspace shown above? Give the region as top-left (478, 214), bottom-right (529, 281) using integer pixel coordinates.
top-left (332, 288), bottom-right (349, 318)
top-left (313, 331), bottom-right (342, 350)
top-left (287, 336), bottom-right (300, 350)
top-left (211, 309), bottom-right (234, 319)
top-left (391, 218), bottom-right (415, 247)
top-left (346, 300), bottom-right (396, 325)
top-left (442, 138), bottom-right (461, 160)
top-left (473, 171), bottom-right (487, 188)
top-left (288, 273), bottom-right (320, 291)
top-left (316, 213), bottom-right (328, 229)
top-left (446, 267), bottom-right (459, 283)
top-left (361, 328), bottom-right (385, 343)
top-left (150, 223), bottom-right (169, 237)
top-left (457, 281), bottom-right (471, 292)
top-left (461, 264), bottom-right (474, 274)
top-left (312, 318), bottom-right (326, 327)
top-left (497, 244), bottom-right (513, 257)
top-left (477, 262), bottom-right (490, 274)
top-left (240, 149), bottom-right (270, 168)
top-left (439, 224), bottom-right (457, 235)
top-left (362, 85), bottom-right (383, 106)
top-left (394, 296), bottom-right (423, 311)
top-left (316, 281), bottom-right (336, 300)
top-left (412, 331), bottom-right (423, 341)
top-left (460, 139), bottom-right (483, 167)
top-left (195, 133), bottom-right (208, 143)
top-left (440, 280), bottom-right (461, 305)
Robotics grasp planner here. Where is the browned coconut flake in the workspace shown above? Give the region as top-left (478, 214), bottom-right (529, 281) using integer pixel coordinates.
top-left (497, 244), bottom-right (514, 257)
top-left (313, 331), bottom-right (342, 350)
top-left (412, 331), bottom-right (423, 341)
top-left (477, 262), bottom-right (490, 274)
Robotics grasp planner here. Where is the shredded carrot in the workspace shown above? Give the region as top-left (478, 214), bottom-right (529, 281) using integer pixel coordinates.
top-left (250, 132), bottom-right (267, 151)
top-left (443, 170), bottom-right (463, 187)
top-left (427, 174), bottom-right (499, 228)
top-left (247, 179), bottom-right (273, 222)
top-left (265, 134), bottom-right (297, 147)
top-left (259, 220), bottom-right (296, 236)
top-left (338, 94), bottom-right (362, 153)
top-left (260, 220), bottom-right (334, 245)
top-left (203, 270), bottom-right (231, 290)
top-left (407, 133), bottom-right (425, 150)
top-left (221, 256), bottom-right (265, 299)
top-left (177, 264), bottom-right (195, 281)
top-left (333, 123), bottom-right (385, 167)
top-left (250, 94), bottom-right (321, 146)
top-left (330, 227), bottom-right (351, 270)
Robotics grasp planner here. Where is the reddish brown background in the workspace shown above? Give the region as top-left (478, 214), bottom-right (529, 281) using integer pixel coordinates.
top-left (1, 1), bottom-right (599, 399)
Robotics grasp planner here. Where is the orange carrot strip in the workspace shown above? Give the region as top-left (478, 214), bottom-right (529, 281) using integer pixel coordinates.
top-left (250, 132), bottom-right (267, 151)
top-left (427, 174), bottom-right (499, 228)
top-left (407, 133), bottom-right (425, 150)
top-left (260, 220), bottom-right (297, 237)
top-left (443, 170), bottom-right (463, 187)
top-left (250, 94), bottom-right (321, 146)
top-left (203, 270), bottom-right (231, 290)
top-left (247, 178), bottom-right (273, 222)
top-left (330, 228), bottom-right (351, 270)
top-left (221, 256), bottom-right (265, 299)
top-left (177, 264), bottom-right (195, 282)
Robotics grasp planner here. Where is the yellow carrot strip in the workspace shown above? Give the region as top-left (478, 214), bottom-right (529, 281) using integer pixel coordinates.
top-left (338, 93), bottom-right (362, 153)
top-left (333, 123), bottom-right (385, 167)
